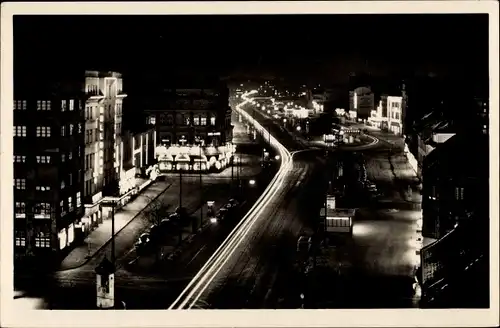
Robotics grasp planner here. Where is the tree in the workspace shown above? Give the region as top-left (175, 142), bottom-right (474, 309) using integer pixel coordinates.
top-left (142, 196), bottom-right (170, 264)
top-left (143, 195), bottom-right (169, 227)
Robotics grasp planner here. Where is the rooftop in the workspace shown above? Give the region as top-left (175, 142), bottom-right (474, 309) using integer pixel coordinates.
top-left (423, 132), bottom-right (488, 176)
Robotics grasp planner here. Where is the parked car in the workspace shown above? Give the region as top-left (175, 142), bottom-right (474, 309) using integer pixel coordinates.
top-left (135, 233), bottom-right (151, 249)
top-left (175, 206), bottom-right (189, 218)
top-left (296, 235), bottom-right (310, 252)
top-left (228, 198), bottom-right (240, 207)
top-left (218, 207), bottom-right (230, 220)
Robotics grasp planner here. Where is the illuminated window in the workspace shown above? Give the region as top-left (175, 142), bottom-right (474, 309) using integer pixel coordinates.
top-left (13, 155), bottom-right (26, 163)
top-left (78, 123), bottom-right (82, 134)
top-left (61, 180), bottom-right (65, 189)
top-left (76, 192), bottom-right (81, 207)
top-left (36, 126), bottom-right (51, 137)
top-left (193, 116), bottom-right (200, 125)
top-left (36, 185), bottom-right (51, 191)
top-left (61, 100), bottom-right (67, 112)
top-left (37, 100), bottom-right (51, 111)
top-left (15, 231), bottom-right (26, 247)
top-left (14, 126), bottom-right (27, 137)
top-left (34, 203), bottom-right (51, 218)
top-left (210, 117), bottom-right (216, 125)
top-left (15, 202), bottom-right (25, 215)
top-left (35, 232), bottom-right (51, 248)
top-left (148, 116), bottom-right (156, 125)
top-left (68, 197), bottom-right (73, 212)
top-left (36, 155), bottom-right (51, 164)
top-left (455, 187), bottom-right (464, 200)
top-left (69, 151), bottom-right (73, 161)
top-left (60, 200), bottom-right (66, 217)
top-left (61, 153), bottom-right (66, 162)
top-left (69, 124), bottom-right (74, 135)
top-left (69, 99), bottom-right (74, 111)
top-left (14, 178), bottom-right (26, 190)
top-left (200, 117), bottom-right (207, 126)
top-left (14, 100), bottom-right (26, 110)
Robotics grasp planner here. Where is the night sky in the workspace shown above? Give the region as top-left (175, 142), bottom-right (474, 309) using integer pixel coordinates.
top-left (14, 14), bottom-right (489, 88)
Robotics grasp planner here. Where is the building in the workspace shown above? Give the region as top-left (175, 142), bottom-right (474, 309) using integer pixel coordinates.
top-left (349, 86), bottom-right (374, 120)
top-left (14, 72), bottom-right (86, 258)
top-left (142, 81), bottom-right (235, 173)
top-left (82, 71), bottom-right (127, 227)
top-left (120, 125), bottom-right (157, 194)
top-left (421, 132), bottom-right (488, 240)
top-left (371, 94), bottom-right (405, 135)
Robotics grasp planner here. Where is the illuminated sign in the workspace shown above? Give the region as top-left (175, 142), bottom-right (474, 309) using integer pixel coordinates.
top-left (92, 191), bottom-right (103, 204)
top-left (207, 132), bottom-right (221, 136)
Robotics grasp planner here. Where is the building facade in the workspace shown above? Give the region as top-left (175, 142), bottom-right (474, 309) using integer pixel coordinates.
top-left (369, 93), bottom-right (406, 136)
top-left (144, 84), bottom-right (235, 173)
top-left (120, 126), bottom-right (156, 193)
top-left (14, 73), bottom-right (86, 258)
top-left (349, 86), bottom-right (374, 120)
top-left (421, 133), bottom-right (488, 240)
top-left (82, 71), bottom-right (127, 227)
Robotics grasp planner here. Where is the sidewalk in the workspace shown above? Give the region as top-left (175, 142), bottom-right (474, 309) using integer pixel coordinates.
top-left (58, 180), bottom-right (172, 271)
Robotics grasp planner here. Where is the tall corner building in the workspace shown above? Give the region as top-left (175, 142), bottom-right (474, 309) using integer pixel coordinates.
top-left (14, 71), bottom-right (86, 258)
top-left (83, 71), bottom-right (127, 225)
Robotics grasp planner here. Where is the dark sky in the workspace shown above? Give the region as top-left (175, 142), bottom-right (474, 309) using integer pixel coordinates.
top-left (14, 14), bottom-right (489, 85)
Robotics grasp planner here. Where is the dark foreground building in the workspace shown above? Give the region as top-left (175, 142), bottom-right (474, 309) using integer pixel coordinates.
top-left (14, 72), bottom-right (86, 260)
top-left (421, 132), bottom-right (489, 240)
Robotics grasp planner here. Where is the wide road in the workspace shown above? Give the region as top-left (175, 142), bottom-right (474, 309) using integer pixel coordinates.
top-left (192, 149), bottom-right (325, 309)
top-left (171, 91), bottom-right (422, 309)
top-left (170, 92), bottom-right (326, 309)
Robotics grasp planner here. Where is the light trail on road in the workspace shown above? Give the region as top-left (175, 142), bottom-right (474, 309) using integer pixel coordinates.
top-left (169, 91), bottom-right (294, 309)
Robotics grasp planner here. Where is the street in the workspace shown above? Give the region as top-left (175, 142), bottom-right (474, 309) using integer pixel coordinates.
top-left (171, 94), bottom-right (423, 309)
top-left (13, 113), bottom-right (277, 310)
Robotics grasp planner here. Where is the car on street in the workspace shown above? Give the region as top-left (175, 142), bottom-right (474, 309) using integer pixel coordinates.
top-left (175, 206), bottom-right (189, 218)
top-left (135, 233), bottom-right (152, 249)
top-left (296, 235), bottom-right (311, 252)
top-left (228, 198), bottom-right (240, 207)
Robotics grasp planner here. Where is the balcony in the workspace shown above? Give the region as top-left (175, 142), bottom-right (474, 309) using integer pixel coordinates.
top-left (116, 90), bottom-right (127, 99)
top-left (86, 89), bottom-right (105, 100)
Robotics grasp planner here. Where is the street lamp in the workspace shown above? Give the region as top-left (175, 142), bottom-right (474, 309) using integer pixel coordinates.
top-left (100, 200), bottom-right (117, 265)
top-left (249, 179), bottom-right (256, 186)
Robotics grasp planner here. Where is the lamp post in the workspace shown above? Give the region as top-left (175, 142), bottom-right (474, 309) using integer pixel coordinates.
top-left (179, 165), bottom-right (183, 209)
top-left (199, 142), bottom-right (203, 229)
top-left (101, 200), bottom-right (117, 265)
top-left (231, 154), bottom-right (235, 195)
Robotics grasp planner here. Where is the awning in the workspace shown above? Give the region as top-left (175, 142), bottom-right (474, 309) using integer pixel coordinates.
top-left (175, 154), bottom-right (190, 162)
top-left (192, 155), bottom-right (208, 162)
top-left (158, 154), bottom-right (174, 161)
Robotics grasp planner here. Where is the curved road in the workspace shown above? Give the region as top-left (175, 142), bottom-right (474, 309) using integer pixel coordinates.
top-left (194, 149), bottom-right (326, 309)
top-left (172, 92), bottom-right (421, 309)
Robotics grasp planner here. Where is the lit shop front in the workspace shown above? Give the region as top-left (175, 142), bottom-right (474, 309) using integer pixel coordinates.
top-left (156, 144), bottom-right (236, 173)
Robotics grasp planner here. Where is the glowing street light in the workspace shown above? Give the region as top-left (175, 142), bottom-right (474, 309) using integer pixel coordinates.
top-left (249, 179), bottom-right (256, 186)
top-left (283, 118), bottom-right (287, 123)
top-left (296, 126), bottom-right (302, 131)
top-left (275, 155), bottom-right (280, 160)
